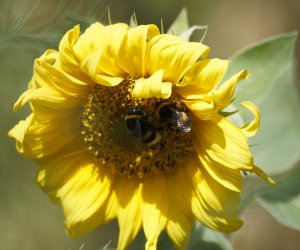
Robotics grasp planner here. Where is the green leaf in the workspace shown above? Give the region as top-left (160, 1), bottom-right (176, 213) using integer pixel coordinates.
top-left (255, 161), bottom-right (300, 231)
top-left (0, 0), bottom-right (110, 52)
top-left (167, 7), bottom-right (208, 41)
top-left (228, 32), bottom-right (300, 175)
top-left (155, 223), bottom-right (233, 250)
top-left (167, 8), bottom-right (189, 35)
top-left (188, 222), bottom-right (233, 250)
top-left (227, 33), bottom-right (300, 231)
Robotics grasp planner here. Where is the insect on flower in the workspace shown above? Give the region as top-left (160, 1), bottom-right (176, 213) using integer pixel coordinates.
top-left (125, 106), bottom-right (162, 148)
top-left (156, 100), bottom-right (192, 132)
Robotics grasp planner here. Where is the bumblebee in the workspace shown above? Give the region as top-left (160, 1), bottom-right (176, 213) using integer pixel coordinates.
top-left (156, 102), bottom-right (192, 132)
top-left (124, 107), bottom-right (161, 147)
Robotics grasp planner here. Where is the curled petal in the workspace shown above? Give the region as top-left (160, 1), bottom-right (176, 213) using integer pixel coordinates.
top-left (252, 165), bottom-right (275, 185)
top-left (13, 87), bottom-right (82, 112)
top-left (240, 101), bottom-right (260, 137)
top-left (29, 50), bottom-right (58, 89)
top-left (58, 25), bottom-right (81, 71)
top-left (33, 53), bottom-right (88, 97)
top-left (132, 70), bottom-right (172, 99)
top-left (73, 22), bottom-right (105, 61)
top-left (8, 114), bottom-right (34, 153)
top-left (8, 114), bottom-right (77, 159)
top-left (146, 34), bottom-right (209, 83)
top-left (178, 58), bottom-right (229, 97)
top-left (119, 24), bottom-right (160, 77)
top-left (193, 114), bottom-right (274, 185)
top-left (74, 23), bottom-right (129, 79)
top-left (214, 69), bottom-right (250, 109)
top-left (14, 89), bottom-right (62, 111)
top-left (96, 24), bottom-right (129, 76)
top-left (80, 50), bottom-right (124, 86)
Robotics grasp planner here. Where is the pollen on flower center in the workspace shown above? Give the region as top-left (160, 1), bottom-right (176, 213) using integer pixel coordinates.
top-left (80, 78), bottom-right (194, 179)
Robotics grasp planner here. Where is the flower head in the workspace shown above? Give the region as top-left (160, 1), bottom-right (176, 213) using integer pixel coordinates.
top-left (9, 22), bottom-right (274, 250)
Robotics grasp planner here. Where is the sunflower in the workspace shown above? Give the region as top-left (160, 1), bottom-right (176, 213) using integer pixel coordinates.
top-left (9, 22), bottom-right (274, 250)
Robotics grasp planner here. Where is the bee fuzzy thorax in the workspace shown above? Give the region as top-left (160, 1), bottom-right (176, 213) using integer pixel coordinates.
top-left (156, 101), bottom-right (192, 132)
top-left (80, 79), bottom-right (194, 179)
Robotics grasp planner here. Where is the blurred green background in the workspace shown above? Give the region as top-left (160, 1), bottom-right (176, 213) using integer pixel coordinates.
top-left (1, 0), bottom-right (300, 249)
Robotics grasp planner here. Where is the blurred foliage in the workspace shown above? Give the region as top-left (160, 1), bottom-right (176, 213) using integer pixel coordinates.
top-left (0, 0), bottom-right (111, 52)
top-left (257, 161), bottom-right (300, 231)
top-left (227, 30), bottom-right (300, 237)
top-left (1, 0), bottom-right (300, 250)
top-left (188, 222), bottom-right (233, 250)
top-left (229, 32), bottom-right (299, 175)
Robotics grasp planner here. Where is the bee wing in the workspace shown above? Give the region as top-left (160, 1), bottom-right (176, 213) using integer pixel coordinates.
top-left (171, 110), bottom-right (192, 132)
top-left (133, 119), bottom-right (143, 138)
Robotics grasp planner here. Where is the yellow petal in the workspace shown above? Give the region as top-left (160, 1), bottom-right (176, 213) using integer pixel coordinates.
top-left (166, 166), bottom-right (195, 249)
top-left (57, 160), bottom-right (117, 237)
top-left (95, 24), bottom-right (128, 76)
top-left (15, 49), bottom-right (85, 110)
top-left (36, 149), bottom-right (87, 202)
top-left (119, 24), bottom-right (160, 77)
top-left (239, 101), bottom-right (260, 137)
top-left (8, 114), bottom-right (77, 159)
top-left (29, 50), bottom-right (58, 89)
top-left (80, 50), bottom-right (124, 86)
top-left (74, 23), bottom-right (131, 82)
top-left (132, 70), bottom-right (172, 99)
top-left (193, 114), bottom-right (273, 184)
top-left (33, 53), bottom-right (88, 97)
top-left (252, 165), bottom-right (275, 185)
top-left (166, 220), bottom-right (192, 250)
top-left (13, 88), bottom-right (78, 112)
top-left (214, 69), bottom-right (250, 109)
top-left (194, 114), bottom-right (253, 170)
top-left (193, 138), bottom-right (243, 192)
top-left (116, 181), bottom-right (142, 250)
top-left (142, 175), bottom-right (168, 250)
top-left (183, 94), bottom-right (218, 120)
top-left (79, 23), bottom-right (129, 78)
top-left (177, 58), bottom-right (229, 98)
top-left (58, 25), bottom-right (80, 70)
top-left (187, 161), bottom-right (243, 232)
top-left (73, 22), bottom-right (105, 61)
top-left (146, 34), bottom-right (210, 83)
top-left (57, 25), bottom-right (95, 82)
top-left (30, 101), bottom-right (77, 121)
top-left (80, 50), bottom-right (101, 81)
top-left (8, 114), bottom-right (34, 152)
top-left (14, 52), bottom-right (84, 111)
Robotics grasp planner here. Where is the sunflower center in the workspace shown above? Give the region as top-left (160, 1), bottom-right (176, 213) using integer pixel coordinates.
top-left (80, 78), bottom-right (194, 179)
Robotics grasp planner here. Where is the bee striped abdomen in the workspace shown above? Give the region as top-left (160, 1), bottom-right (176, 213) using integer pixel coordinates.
top-left (125, 107), bottom-right (161, 147)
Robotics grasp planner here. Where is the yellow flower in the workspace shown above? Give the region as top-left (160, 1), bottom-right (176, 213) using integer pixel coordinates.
top-left (9, 22), bottom-right (274, 250)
